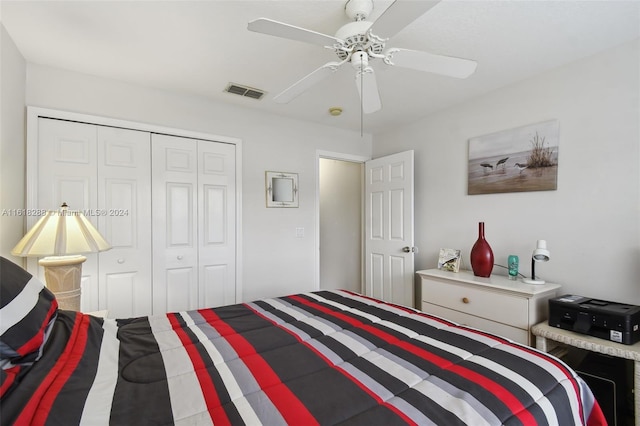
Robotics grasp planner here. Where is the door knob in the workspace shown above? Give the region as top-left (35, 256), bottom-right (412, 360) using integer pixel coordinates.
top-left (402, 246), bottom-right (418, 253)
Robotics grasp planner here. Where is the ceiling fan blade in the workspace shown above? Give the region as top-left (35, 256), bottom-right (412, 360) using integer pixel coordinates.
top-left (355, 67), bottom-right (382, 114)
top-left (369, 0), bottom-right (441, 39)
top-left (274, 62), bottom-right (344, 104)
top-left (385, 48), bottom-right (477, 78)
top-left (248, 18), bottom-right (343, 47)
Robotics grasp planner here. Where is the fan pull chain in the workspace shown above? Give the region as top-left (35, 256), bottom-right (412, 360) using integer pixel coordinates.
top-left (360, 62), bottom-right (364, 137)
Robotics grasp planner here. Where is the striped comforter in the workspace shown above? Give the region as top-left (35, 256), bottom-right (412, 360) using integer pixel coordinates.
top-left (1, 290), bottom-right (605, 425)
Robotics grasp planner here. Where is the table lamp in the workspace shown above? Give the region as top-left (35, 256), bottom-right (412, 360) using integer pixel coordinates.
top-left (11, 203), bottom-right (111, 310)
top-left (522, 239), bottom-right (550, 285)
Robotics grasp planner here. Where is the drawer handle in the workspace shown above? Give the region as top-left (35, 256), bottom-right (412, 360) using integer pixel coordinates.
top-left (462, 297), bottom-right (470, 304)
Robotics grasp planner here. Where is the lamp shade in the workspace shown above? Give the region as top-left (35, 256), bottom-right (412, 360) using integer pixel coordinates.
top-left (522, 239), bottom-right (550, 285)
top-left (11, 204), bottom-right (111, 257)
top-left (532, 239), bottom-right (550, 262)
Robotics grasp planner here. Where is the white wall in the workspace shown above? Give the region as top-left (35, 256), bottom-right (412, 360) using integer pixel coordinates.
top-left (0, 24), bottom-right (26, 265)
top-left (374, 39), bottom-right (640, 304)
top-left (21, 64), bottom-right (373, 302)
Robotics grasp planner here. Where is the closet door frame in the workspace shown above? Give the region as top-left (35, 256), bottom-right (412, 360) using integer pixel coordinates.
top-left (25, 106), bottom-right (244, 306)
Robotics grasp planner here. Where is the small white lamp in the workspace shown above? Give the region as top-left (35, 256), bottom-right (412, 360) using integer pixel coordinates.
top-left (11, 203), bottom-right (111, 310)
top-left (522, 239), bottom-right (550, 285)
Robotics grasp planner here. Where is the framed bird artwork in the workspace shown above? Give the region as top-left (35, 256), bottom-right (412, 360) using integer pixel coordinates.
top-left (467, 120), bottom-right (559, 195)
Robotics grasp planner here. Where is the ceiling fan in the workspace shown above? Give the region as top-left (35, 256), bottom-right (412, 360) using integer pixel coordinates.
top-left (248, 0), bottom-right (477, 114)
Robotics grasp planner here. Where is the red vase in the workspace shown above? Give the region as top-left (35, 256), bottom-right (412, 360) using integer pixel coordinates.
top-left (470, 222), bottom-right (494, 277)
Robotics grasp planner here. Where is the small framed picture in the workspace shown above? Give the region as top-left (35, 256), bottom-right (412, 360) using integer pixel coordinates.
top-left (438, 248), bottom-right (461, 272)
top-left (266, 171), bottom-right (299, 208)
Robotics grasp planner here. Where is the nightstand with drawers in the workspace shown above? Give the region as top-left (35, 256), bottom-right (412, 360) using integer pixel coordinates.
top-left (417, 269), bottom-right (561, 346)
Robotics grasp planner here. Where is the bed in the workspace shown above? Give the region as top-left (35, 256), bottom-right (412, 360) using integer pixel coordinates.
top-left (1, 257), bottom-right (606, 425)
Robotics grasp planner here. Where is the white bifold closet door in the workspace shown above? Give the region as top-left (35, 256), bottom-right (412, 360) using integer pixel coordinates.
top-left (151, 134), bottom-right (236, 314)
top-left (36, 117), bottom-right (236, 317)
top-left (37, 119), bottom-right (152, 317)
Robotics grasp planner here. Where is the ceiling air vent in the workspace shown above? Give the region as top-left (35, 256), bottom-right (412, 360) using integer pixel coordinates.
top-left (224, 83), bottom-right (265, 100)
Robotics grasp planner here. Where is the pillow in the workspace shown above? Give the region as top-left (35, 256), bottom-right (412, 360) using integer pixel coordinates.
top-left (0, 257), bottom-right (58, 369)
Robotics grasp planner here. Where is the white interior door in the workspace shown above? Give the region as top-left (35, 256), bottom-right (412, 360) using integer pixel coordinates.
top-left (364, 150), bottom-right (415, 307)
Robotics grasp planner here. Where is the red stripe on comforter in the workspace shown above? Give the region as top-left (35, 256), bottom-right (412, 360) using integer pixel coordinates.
top-left (16, 300), bottom-right (58, 357)
top-left (15, 312), bottom-right (89, 426)
top-left (0, 366), bottom-right (21, 398)
top-left (199, 308), bottom-right (319, 426)
top-left (289, 294), bottom-right (539, 425)
top-left (587, 401), bottom-right (607, 426)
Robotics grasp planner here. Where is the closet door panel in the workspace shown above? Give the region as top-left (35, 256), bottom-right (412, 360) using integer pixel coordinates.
top-left (37, 118), bottom-right (99, 311)
top-left (38, 119), bottom-right (97, 209)
top-left (198, 142), bottom-right (236, 308)
top-left (104, 272), bottom-right (135, 316)
top-left (97, 126), bottom-right (152, 317)
top-left (203, 185), bottom-right (225, 244)
top-left (167, 183), bottom-right (194, 246)
top-left (166, 267), bottom-right (197, 312)
top-left (202, 264), bottom-right (230, 308)
top-left (152, 134), bottom-right (198, 314)
top-left (53, 178), bottom-right (92, 210)
top-left (103, 181), bottom-right (135, 246)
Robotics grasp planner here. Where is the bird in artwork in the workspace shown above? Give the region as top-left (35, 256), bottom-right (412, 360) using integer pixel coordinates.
top-left (514, 163), bottom-right (528, 174)
top-left (480, 163), bottom-right (493, 171)
top-left (496, 157), bottom-right (509, 168)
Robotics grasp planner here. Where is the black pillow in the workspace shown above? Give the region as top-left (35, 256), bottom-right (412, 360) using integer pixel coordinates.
top-left (0, 257), bottom-right (58, 369)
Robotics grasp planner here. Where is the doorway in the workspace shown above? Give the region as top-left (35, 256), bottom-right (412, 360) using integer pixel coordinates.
top-left (318, 157), bottom-right (364, 292)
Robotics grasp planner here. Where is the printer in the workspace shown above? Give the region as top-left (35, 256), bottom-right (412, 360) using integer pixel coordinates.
top-left (548, 295), bottom-right (640, 345)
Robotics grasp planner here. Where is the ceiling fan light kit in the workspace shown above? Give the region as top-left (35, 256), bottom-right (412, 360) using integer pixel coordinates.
top-left (248, 0), bottom-right (477, 115)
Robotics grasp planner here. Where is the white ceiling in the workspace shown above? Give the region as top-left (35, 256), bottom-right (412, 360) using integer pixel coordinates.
top-left (2, 0), bottom-right (639, 134)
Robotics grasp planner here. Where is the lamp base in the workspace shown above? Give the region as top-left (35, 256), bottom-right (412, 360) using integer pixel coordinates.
top-left (38, 255), bottom-right (86, 311)
top-left (522, 278), bottom-right (546, 285)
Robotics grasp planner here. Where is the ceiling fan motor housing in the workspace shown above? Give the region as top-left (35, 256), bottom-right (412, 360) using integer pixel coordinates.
top-left (334, 20), bottom-right (384, 60)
